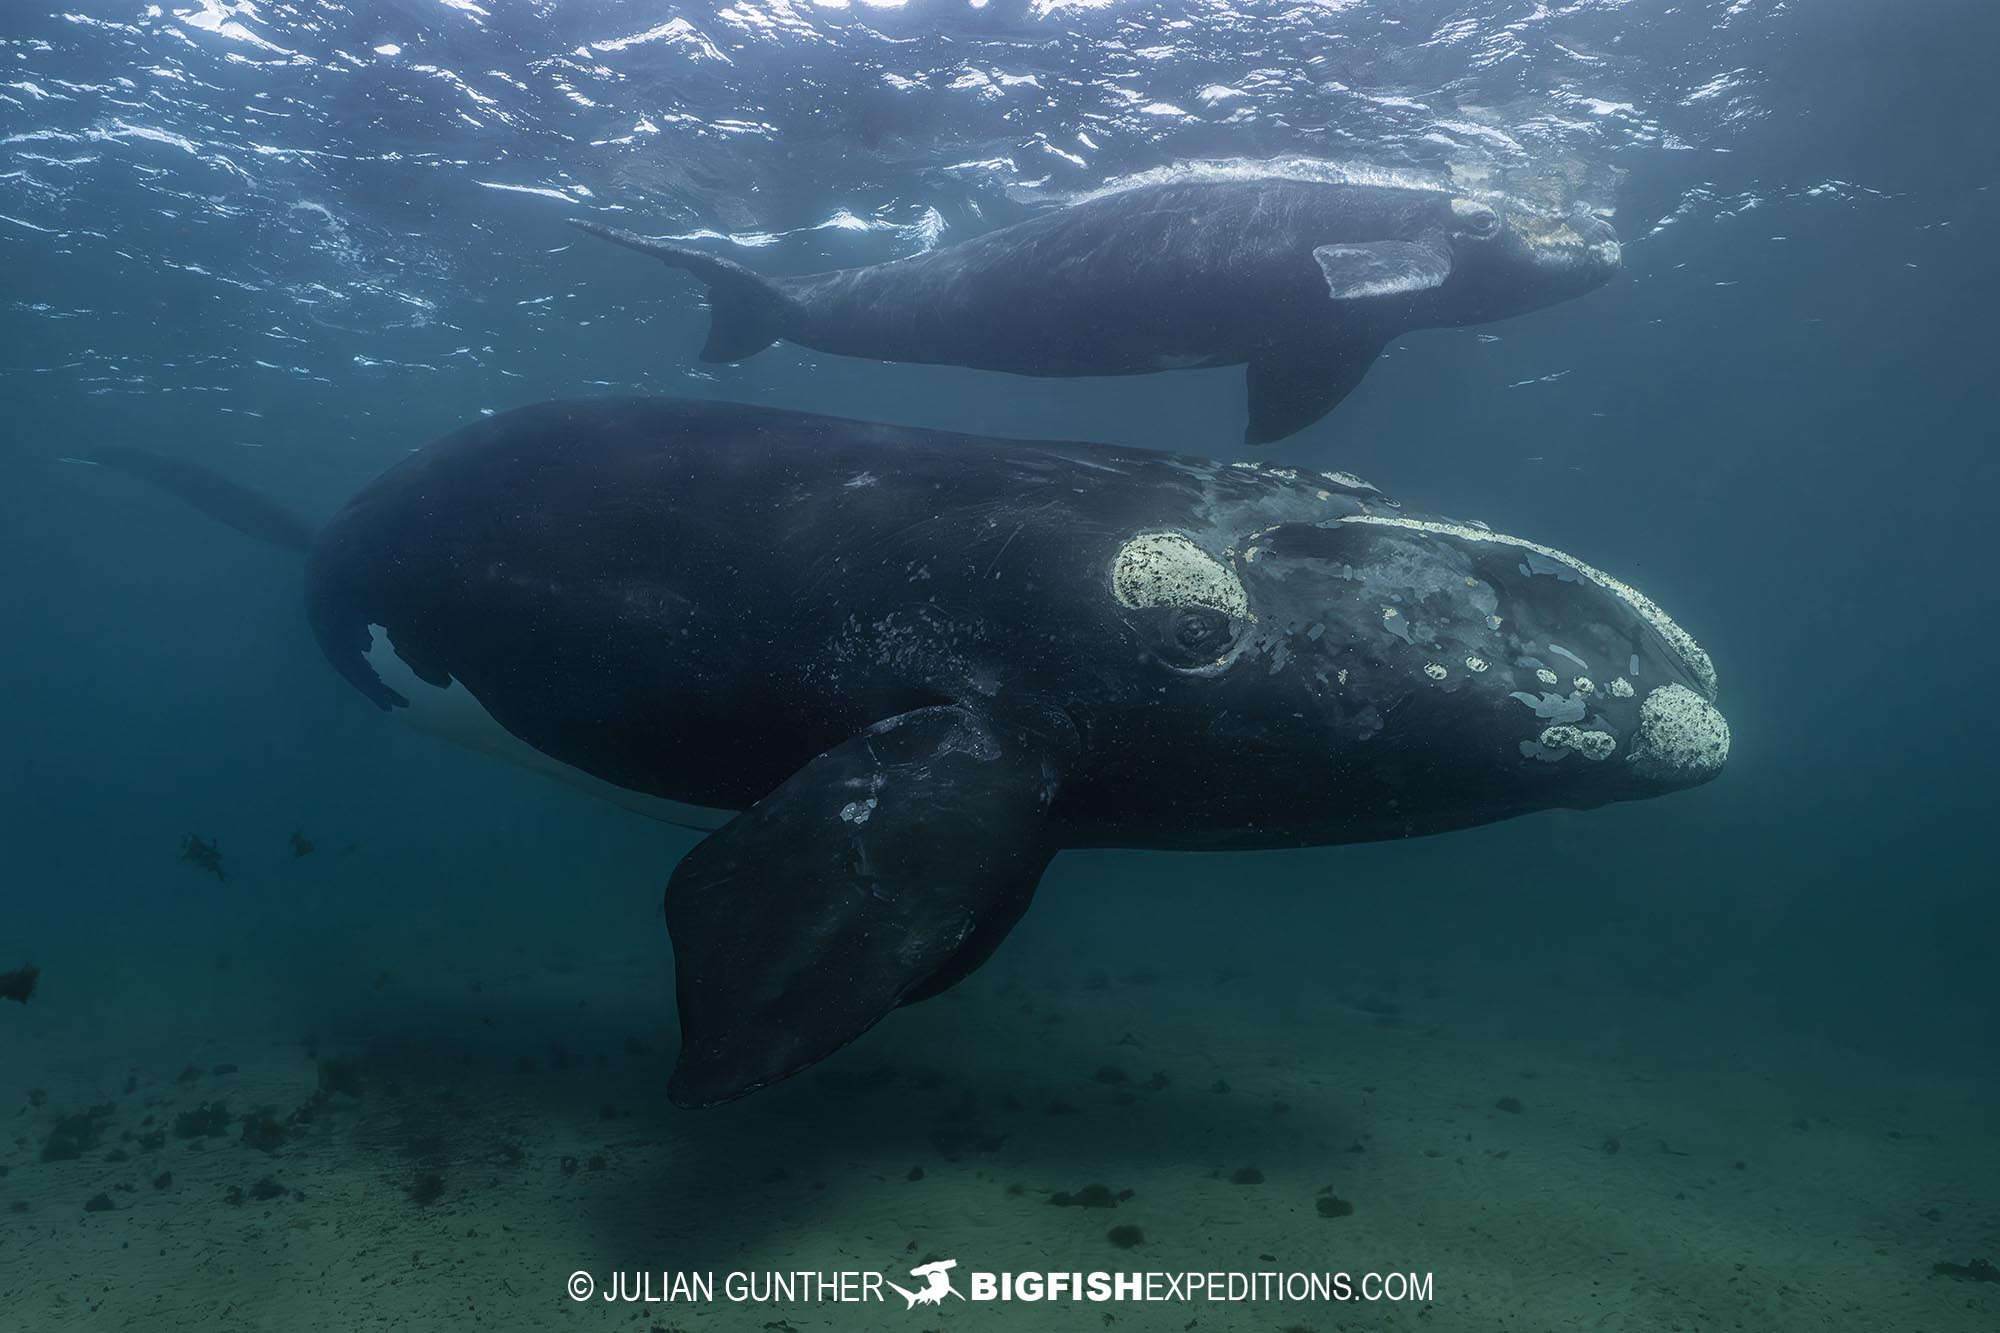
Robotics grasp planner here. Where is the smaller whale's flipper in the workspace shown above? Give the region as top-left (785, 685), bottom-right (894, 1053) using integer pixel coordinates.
top-left (1312, 240), bottom-right (1452, 301)
top-left (92, 445), bottom-right (316, 552)
top-left (568, 219), bottom-right (795, 362)
top-left (663, 703), bottom-right (1077, 1108)
top-left (1244, 335), bottom-right (1386, 446)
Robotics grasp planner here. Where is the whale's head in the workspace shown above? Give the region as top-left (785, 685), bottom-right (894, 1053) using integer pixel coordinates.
top-left (1435, 195), bottom-right (1621, 320)
top-left (1107, 501), bottom-right (1723, 841)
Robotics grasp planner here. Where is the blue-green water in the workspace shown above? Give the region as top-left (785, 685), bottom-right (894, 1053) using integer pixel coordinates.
top-left (2, 3), bottom-right (1996, 1329)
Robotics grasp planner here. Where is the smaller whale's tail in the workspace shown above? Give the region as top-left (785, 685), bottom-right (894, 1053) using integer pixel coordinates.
top-left (90, 445), bottom-right (315, 554)
top-left (568, 219), bottom-right (797, 363)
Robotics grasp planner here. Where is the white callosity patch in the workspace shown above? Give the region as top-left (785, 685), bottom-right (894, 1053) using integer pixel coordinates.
top-left (1335, 515), bottom-right (1718, 701)
top-left (1609, 676), bottom-right (1635, 699)
top-left (361, 625), bottom-right (732, 832)
top-left (1465, 655), bottom-right (1490, 672)
top-left (1538, 724), bottom-right (1617, 761)
top-left (1628, 683), bottom-right (1731, 782)
top-left (1536, 667), bottom-right (1559, 686)
top-left (838, 798), bottom-right (877, 825)
top-left (1423, 662), bottom-right (1447, 681)
top-left (1111, 531), bottom-right (1249, 619)
top-left (1573, 676), bottom-right (1594, 696)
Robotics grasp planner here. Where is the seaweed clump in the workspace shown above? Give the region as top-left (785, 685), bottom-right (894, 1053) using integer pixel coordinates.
top-left (172, 1102), bottom-right (232, 1140)
top-left (240, 1111), bottom-right (288, 1154)
top-left (1932, 1258), bottom-right (1999, 1283)
top-left (41, 1109), bottom-right (109, 1162)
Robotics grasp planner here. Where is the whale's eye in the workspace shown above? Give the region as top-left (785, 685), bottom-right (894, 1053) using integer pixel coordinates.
top-left (1125, 603), bottom-right (1242, 670)
top-left (1450, 199), bottom-right (1501, 240)
top-left (1173, 607), bottom-right (1232, 655)
top-left (1110, 532), bottom-right (1249, 670)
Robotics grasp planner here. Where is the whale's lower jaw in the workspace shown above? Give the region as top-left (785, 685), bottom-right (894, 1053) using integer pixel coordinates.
top-left (359, 623), bottom-right (733, 831)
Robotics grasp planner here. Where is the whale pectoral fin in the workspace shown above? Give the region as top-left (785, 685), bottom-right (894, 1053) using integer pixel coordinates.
top-left (1312, 240), bottom-right (1452, 301)
top-left (1245, 337), bottom-right (1385, 445)
top-left (662, 704), bottom-right (1076, 1108)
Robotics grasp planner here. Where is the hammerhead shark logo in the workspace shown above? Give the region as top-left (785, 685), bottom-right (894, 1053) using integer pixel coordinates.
top-left (885, 1258), bottom-right (964, 1309)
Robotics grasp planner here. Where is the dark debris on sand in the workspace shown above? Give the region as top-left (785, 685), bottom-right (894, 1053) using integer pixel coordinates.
top-left (407, 1171), bottom-right (445, 1205)
top-left (240, 1111), bottom-right (288, 1153)
top-left (41, 1105), bottom-right (116, 1162)
top-left (1932, 1258), bottom-right (1999, 1283)
top-left (172, 1102), bottom-right (233, 1140)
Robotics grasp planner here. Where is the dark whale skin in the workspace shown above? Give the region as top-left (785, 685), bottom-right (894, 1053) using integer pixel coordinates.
top-left (576, 180), bottom-right (1622, 443)
top-left (306, 396), bottom-right (1713, 852)
top-left (107, 397), bottom-right (1723, 1105)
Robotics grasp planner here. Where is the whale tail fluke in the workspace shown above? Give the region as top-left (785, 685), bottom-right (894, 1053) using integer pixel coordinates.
top-left (568, 219), bottom-right (794, 363)
top-left (91, 445), bottom-right (315, 553)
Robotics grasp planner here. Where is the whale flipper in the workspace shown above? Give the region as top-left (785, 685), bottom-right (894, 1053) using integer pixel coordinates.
top-left (568, 219), bottom-right (795, 362)
top-left (1312, 240), bottom-right (1452, 300)
top-left (1244, 335), bottom-right (1386, 445)
top-left (663, 704), bottom-right (1076, 1107)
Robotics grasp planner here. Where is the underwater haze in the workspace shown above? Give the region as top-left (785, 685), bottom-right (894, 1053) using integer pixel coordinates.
top-left (3, 1), bottom-right (1998, 1329)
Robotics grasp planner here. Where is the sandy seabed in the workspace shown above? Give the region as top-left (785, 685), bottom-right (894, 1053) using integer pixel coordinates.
top-left (4, 852), bottom-right (1995, 1333)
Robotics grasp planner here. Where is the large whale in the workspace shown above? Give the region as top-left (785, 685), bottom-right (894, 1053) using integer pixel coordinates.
top-left (572, 179), bottom-right (1621, 446)
top-left (98, 398), bottom-right (1725, 1106)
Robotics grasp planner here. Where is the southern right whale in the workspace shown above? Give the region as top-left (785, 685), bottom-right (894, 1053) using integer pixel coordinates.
top-left (96, 397), bottom-right (1723, 1106)
top-left (572, 178), bottom-right (1621, 445)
